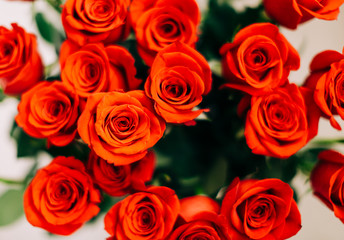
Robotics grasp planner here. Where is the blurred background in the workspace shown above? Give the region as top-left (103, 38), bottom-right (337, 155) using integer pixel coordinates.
top-left (1, 0), bottom-right (344, 239)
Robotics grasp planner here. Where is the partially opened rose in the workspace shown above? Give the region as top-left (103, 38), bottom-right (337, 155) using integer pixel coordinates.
top-left (15, 81), bottom-right (79, 146)
top-left (264, 0), bottom-right (344, 29)
top-left (167, 195), bottom-right (230, 240)
top-left (245, 84), bottom-right (320, 158)
top-left (61, 0), bottom-right (130, 46)
top-left (220, 23), bottom-right (300, 96)
top-left (304, 49), bottom-right (344, 130)
top-left (0, 23), bottom-right (43, 95)
top-left (87, 150), bottom-right (155, 196)
top-left (130, 0), bottom-right (200, 66)
top-left (104, 186), bottom-right (180, 239)
top-left (145, 42), bottom-right (212, 124)
top-left (78, 90), bottom-right (166, 165)
top-left (221, 178), bottom-right (301, 240)
top-left (311, 150), bottom-right (344, 223)
top-left (60, 40), bottom-right (141, 98)
top-left (24, 156), bottom-right (101, 235)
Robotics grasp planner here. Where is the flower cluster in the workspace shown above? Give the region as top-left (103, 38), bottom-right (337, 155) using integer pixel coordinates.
top-left (1, 0), bottom-right (344, 239)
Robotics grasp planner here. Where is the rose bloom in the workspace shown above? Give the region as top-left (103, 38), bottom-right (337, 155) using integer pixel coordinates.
top-left (61, 0), bottom-right (130, 46)
top-left (0, 23), bottom-right (43, 95)
top-left (167, 195), bottom-right (230, 240)
top-left (130, 0), bottom-right (200, 66)
top-left (87, 150), bottom-right (155, 197)
top-left (245, 84), bottom-right (320, 158)
top-left (24, 156), bottom-right (101, 235)
top-left (145, 42), bottom-right (212, 124)
top-left (104, 186), bottom-right (180, 240)
top-left (311, 150), bottom-right (344, 223)
top-left (78, 90), bottom-right (166, 165)
top-left (304, 49), bottom-right (344, 130)
top-left (264, 0), bottom-right (344, 29)
top-left (220, 23), bottom-right (300, 96)
top-left (60, 40), bottom-right (141, 99)
top-left (15, 81), bottom-right (79, 146)
top-left (221, 178), bottom-right (301, 240)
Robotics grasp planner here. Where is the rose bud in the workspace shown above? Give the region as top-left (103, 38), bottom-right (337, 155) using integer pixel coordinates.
top-left (0, 23), bottom-right (43, 95)
top-left (221, 178), bottom-right (302, 240)
top-left (311, 150), bottom-right (344, 223)
top-left (104, 186), bottom-right (180, 239)
top-left (78, 90), bottom-right (166, 165)
top-left (220, 23), bottom-right (299, 96)
top-left (264, 0), bottom-right (344, 29)
top-left (24, 156), bottom-right (101, 235)
top-left (130, 0), bottom-right (200, 66)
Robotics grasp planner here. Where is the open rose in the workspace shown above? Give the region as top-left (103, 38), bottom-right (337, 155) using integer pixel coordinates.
top-left (264, 0), bottom-right (344, 29)
top-left (304, 49), bottom-right (344, 130)
top-left (167, 195), bottom-right (230, 240)
top-left (78, 90), bottom-right (166, 165)
top-left (104, 186), bottom-right (180, 240)
top-left (87, 150), bottom-right (155, 196)
top-left (245, 84), bottom-right (320, 158)
top-left (311, 150), bottom-right (344, 223)
top-left (0, 23), bottom-right (43, 95)
top-left (221, 178), bottom-right (301, 240)
top-left (60, 40), bottom-right (141, 99)
top-left (15, 81), bottom-right (79, 146)
top-left (24, 156), bottom-right (101, 235)
top-left (61, 0), bottom-right (130, 46)
top-left (145, 42), bottom-right (212, 124)
top-left (130, 0), bottom-right (200, 66)
top-left (220, 23), bottom-right (300, 96)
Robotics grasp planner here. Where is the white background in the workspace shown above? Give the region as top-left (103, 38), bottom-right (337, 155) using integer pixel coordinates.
top-left (1, 0), bottom-right (344, 239)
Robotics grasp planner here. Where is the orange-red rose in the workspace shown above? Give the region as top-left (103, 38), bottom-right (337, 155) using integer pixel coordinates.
top-left (87, 150), bottom-right (155, 196)
top-left (245, 84), bottom-right (320, 158)
top-left (221, 178), bottom-right (301, 240)
top-left (78, 90), bottom-right (166, 165)
top-left (61, 0), bottom-right (130, 46)
top-left (60, 40), bottom-right (141, 98)
top-left (167, 195), bottom-right (230, 240)
top-left (311, 150), bottom-right (344, 223)
top-left (24, 156), bottom-right (101, 235)
top-left (130, 0), bottom-right (200, 66)
top-left (15, 81), bottom-right (79, 146)
top-left (264, 0), bottom-right (344, 29)
top-left (104, 186), bottom-right (180, 240)
top-left (220, 23), bottom-right (300, 96)
top-left (304, 49), bottom-right (344, 130)
top-left (0, 23), bottom-right (43, 95)
top-left (145, 42), bottom-right (212, 124)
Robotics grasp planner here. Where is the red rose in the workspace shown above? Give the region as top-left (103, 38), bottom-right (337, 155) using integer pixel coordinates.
top-left (264, 0), bottom-right (344, 29)
top-left (104, 186), bottom-right (180, 240)
top-left (304, 49), bottom-right (344, 130)
top-left (61, 0), bottom-right (130, 46)
top-left (60, 40), bottom-right (141, 98)
top-left (130, 0), bottom-right (200, 66)
top-left (311, 150), bottom-right (344, 223)
top-left (0, 23), bottom-right (43, 95)
top-left (87, 150), bottom-right (155, 196)
top-left (220, 23), bottom-right (300, 96)
top-left (167, 195), bottom-right (230, 240)
top-left (245, 84), bottom-right (320, 158)
top-left (78, 90), bottom-right (166, 165)
top-left (24, 156), bottom-right (101, 235)
top-left (15, 81), bottom-right (79, 146)
top-left (221, 178), bottom-right (301, 240)
top-left (145, 42), bottom-right (212, 124)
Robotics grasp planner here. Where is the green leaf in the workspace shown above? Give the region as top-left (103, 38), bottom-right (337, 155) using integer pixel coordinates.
top-left (0, 89), bottom-right (6, 102)
top-left (34, 12), bottom-right (65, 52)
top-left (0, 189), bottom-right (24, 226)
top-left (202, 157), bottom-right (227, 195)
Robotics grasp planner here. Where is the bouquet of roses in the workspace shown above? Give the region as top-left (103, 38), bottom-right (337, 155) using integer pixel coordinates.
top-left (1, 0), bottom-right (344, 239)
